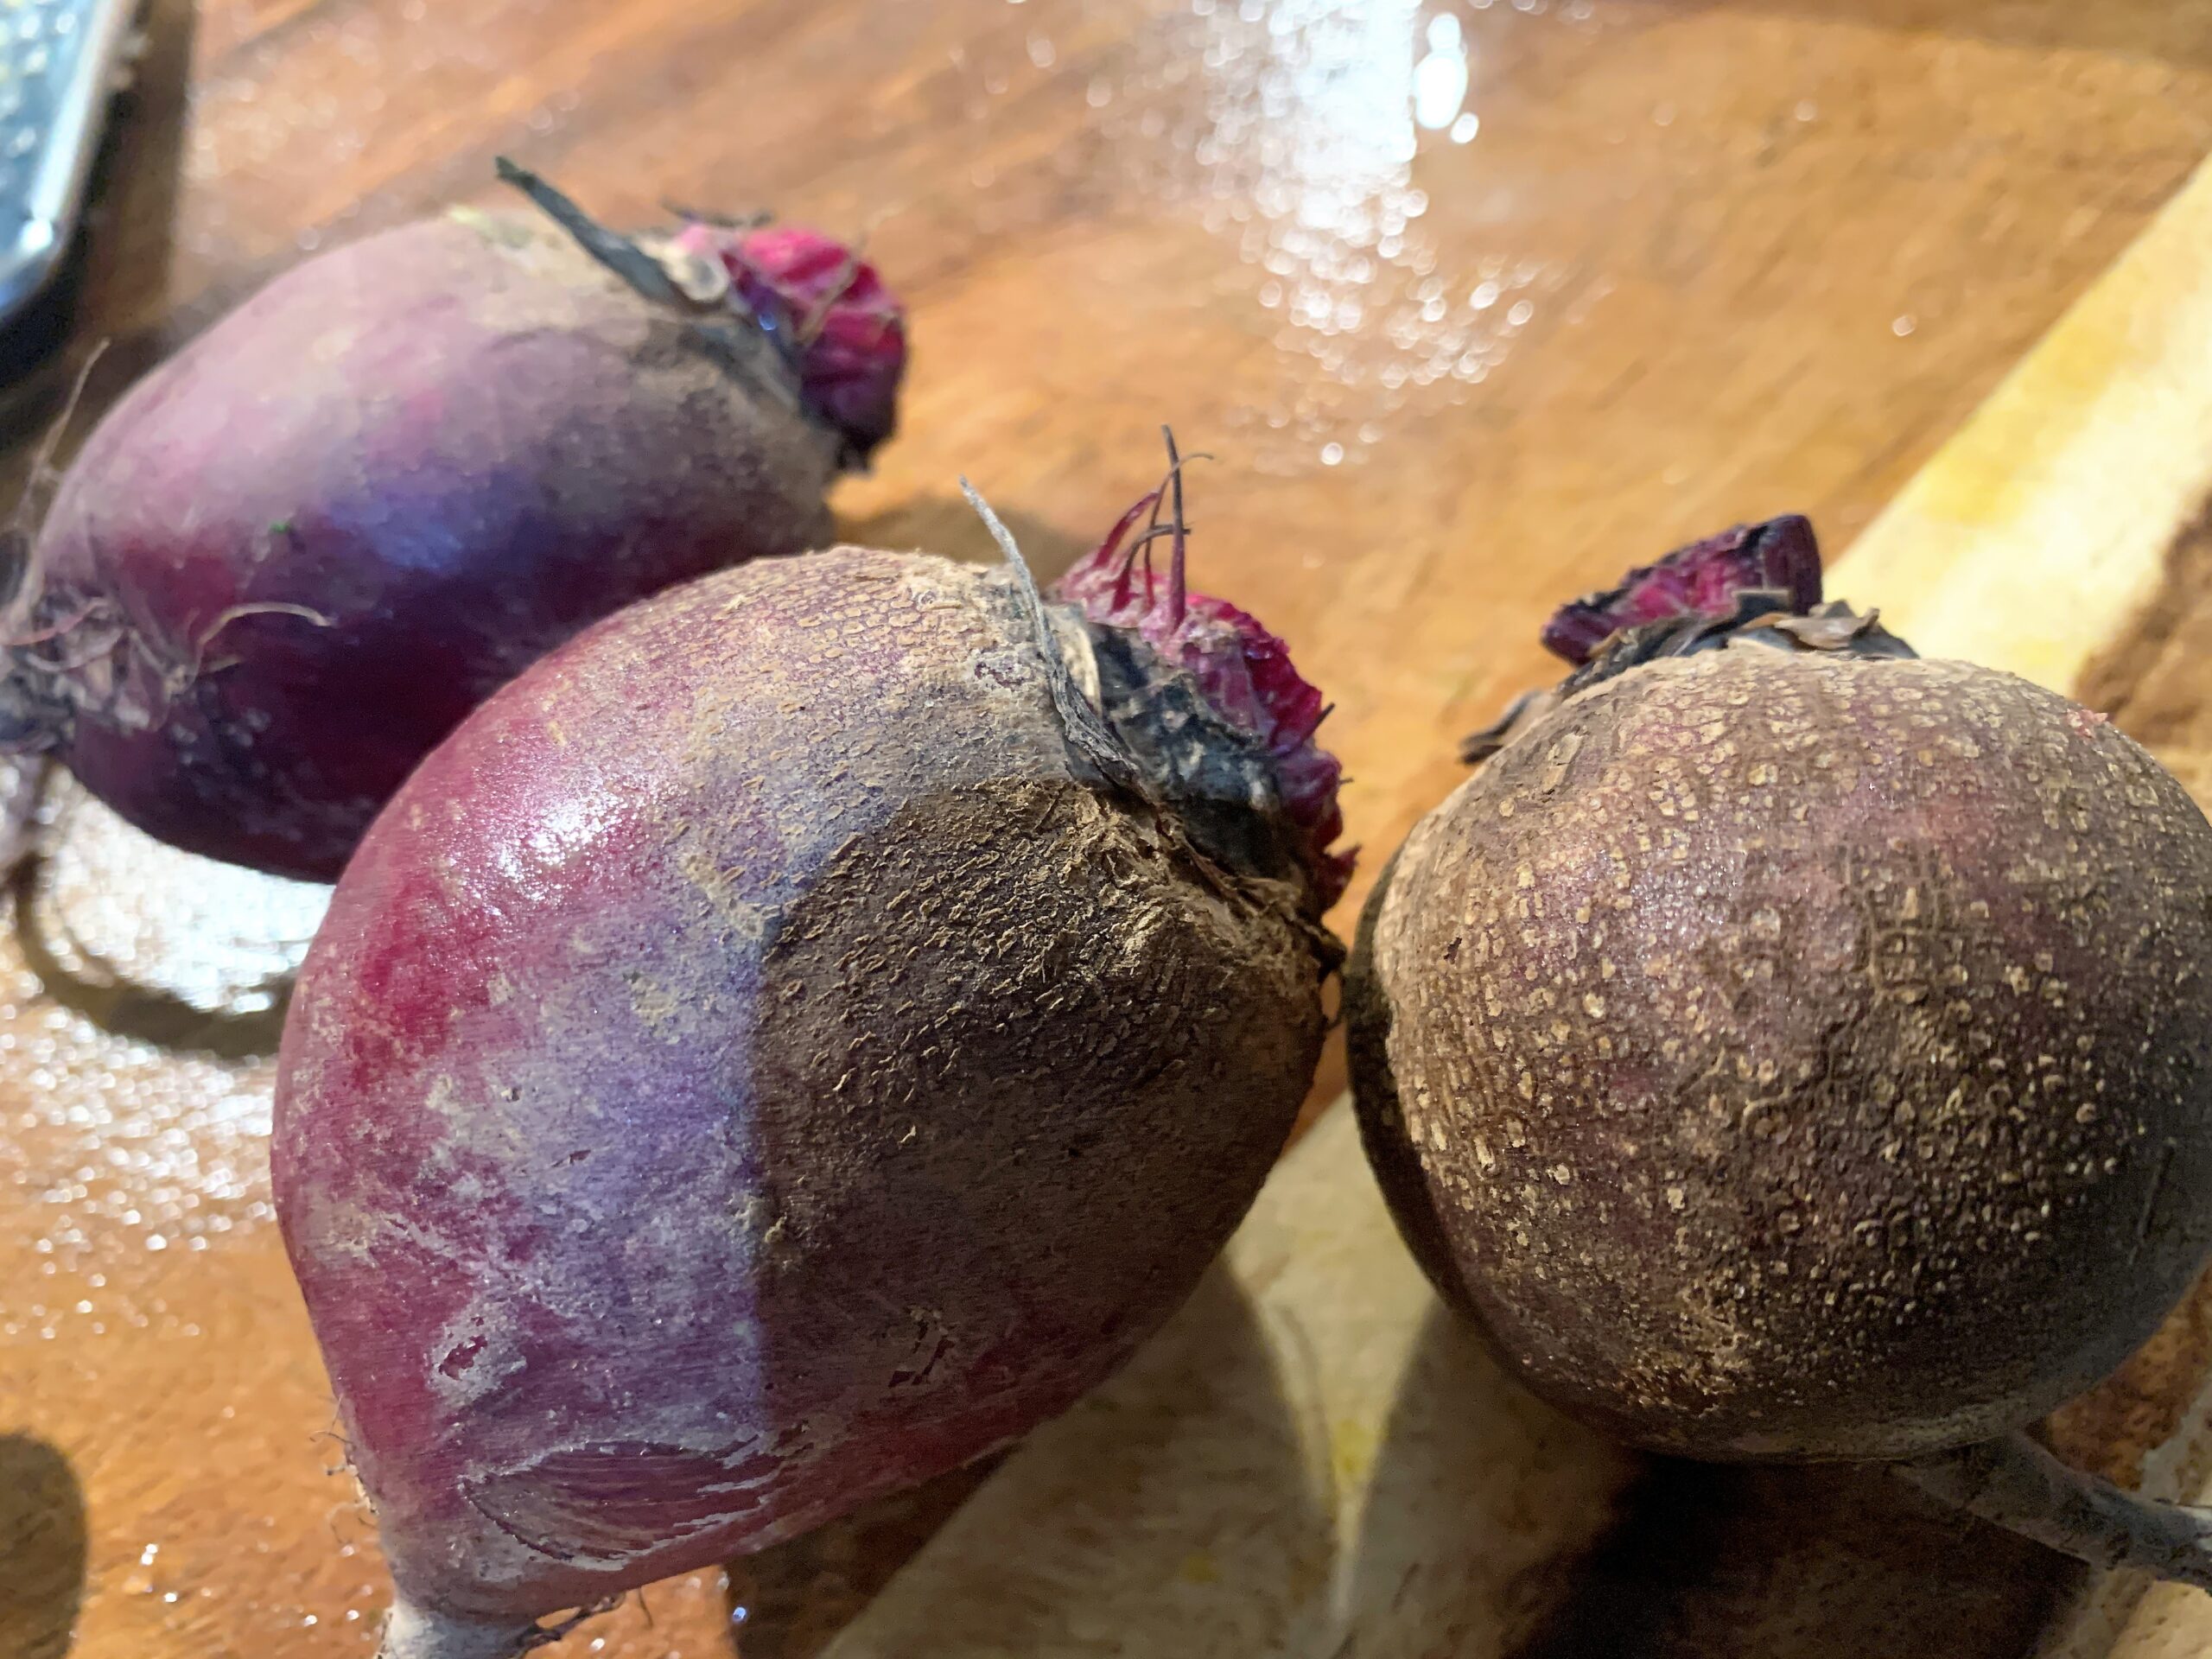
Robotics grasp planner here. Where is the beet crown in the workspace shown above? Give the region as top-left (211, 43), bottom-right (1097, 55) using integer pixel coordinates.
top-left (496, 159), bottom-right (906, 468)
top-left (668, 221), bottom-right (906, 462)
top-left (1463, 517), bottom-right (1910, 765)
top-left (1050, 448), bottom-right (1351, 910)
top-left (1540, 513), bottom-right (1822, 665)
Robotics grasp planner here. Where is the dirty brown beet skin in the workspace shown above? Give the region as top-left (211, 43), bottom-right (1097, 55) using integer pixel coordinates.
top-left (273, 522), bottom-right (1344, 1657)
top-left (3, 170), bottom-right (904, 882)
top-left (1351, 529), bottom-right (2212, 1465)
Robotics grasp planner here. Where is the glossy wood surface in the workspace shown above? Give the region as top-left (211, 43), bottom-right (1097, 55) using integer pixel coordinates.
top-left (5, 2), bottom-right (2212, 1656)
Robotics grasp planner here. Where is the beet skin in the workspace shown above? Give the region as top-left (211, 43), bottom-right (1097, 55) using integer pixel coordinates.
top-left (1352, 545), bottom-right (2212, 1464)
top-left (273, 542), bottom-right (1342, 1653)
top-left (9, 199), bottom-right (904, 881)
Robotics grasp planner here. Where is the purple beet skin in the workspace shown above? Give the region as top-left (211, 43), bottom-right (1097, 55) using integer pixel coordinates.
top-left (274, 525), bottom-right (1346, 1657)
top-left (1540, 514), bottom-right (1821, 665)
top-left (6, 182), bottom-right (906, 881)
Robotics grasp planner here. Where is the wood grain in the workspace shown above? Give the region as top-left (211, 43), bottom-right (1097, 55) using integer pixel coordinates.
top-left (3, 2), bottom-right (2212, 1656)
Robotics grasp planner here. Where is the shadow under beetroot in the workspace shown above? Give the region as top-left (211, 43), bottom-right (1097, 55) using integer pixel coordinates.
top-left (1323, 1293), bottom-right (2082, 1658)
top-left (0, 1433), bottom-right (87, 1659)
top-left (715, 1268), bottom-right (1331, 1657)
top-left (9, 848), bottom-right (293, 1060)
top-left (720, 1457), bottom-right (1003, 1659)
top-left (1498, 1452), bottom-right (2076, 1658)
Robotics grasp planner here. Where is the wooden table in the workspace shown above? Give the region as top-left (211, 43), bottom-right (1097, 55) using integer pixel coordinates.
top-left (8, 2), bottom-right (2212, 1655)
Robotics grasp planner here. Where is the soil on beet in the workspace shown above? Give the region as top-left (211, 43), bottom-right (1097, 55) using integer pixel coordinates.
top-left (1353, 646), bottom-right (2212, 1461)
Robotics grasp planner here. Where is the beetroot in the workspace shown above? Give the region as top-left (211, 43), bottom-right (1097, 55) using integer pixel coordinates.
top-left (0, 163), bottom-right (906, 882)
top-left (272, 472), bottom-right (1347, 1657)
top-left (1351, 519), bottom-right (2212, 1587)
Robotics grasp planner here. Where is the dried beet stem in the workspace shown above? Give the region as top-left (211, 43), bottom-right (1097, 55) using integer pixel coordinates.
top-left (493, 156), bottom-right (811, 434)
top-left (1897, 1433), bottom-right (2212, 1592)
top-left (1462, 592), bottom-right (1915, 763)
top-left (959, 474), bottom-right (1143, 792)
top-left (491, 156), bottom-right (679, 306)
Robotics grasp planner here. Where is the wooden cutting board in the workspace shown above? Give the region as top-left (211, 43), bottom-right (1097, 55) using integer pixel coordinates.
top-left (809, 150), bottom-right (2212, 1658)
top-left (5, 7), bottom-right (2212, 1659)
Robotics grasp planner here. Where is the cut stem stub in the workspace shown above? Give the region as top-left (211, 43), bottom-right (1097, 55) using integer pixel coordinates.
top-left (1897, 1431), bottom-right (2212, 1592)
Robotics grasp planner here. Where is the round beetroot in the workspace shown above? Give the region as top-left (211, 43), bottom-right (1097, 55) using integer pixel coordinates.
top-left (1, 168), bottom-right (906, 882)
top-left (273, 502), bottom-right (1347, 1655)
top-left (1351, 519), bottom-right (2212, 1586)
top-left (1353, 641), bottom-right (2212, 1459)
top-left (1362, 643), bottom-right (2212, 1457)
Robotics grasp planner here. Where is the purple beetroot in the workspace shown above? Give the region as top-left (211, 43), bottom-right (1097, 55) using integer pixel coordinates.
top-left (272, 463), bottom-right (1349, 1658)
top-left (0, 163), bottom-right (906, 882)
top-left (1351, 518), bottom-right (2212, 1590)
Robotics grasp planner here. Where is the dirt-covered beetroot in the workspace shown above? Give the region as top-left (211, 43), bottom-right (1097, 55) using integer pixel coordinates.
top-left (1, 165), bottom-right (906, 882)
top-left (272, 482), bottom-right (1346, 1657)
top-left (1352, 520), bottom-right (2212, 1465)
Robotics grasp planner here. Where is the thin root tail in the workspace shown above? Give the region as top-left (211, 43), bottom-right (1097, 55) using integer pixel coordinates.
top-left (1896, 1431), bottom-right (2212, 1593)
